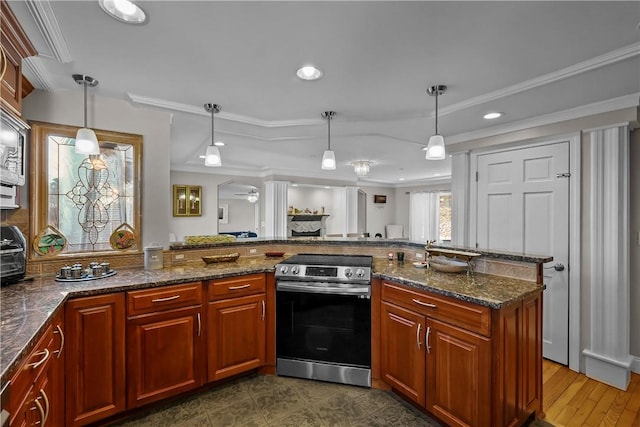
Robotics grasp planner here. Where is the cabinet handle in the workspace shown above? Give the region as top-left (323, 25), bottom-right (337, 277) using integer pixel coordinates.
top-left (197, 312), bottom-right (201, 337)
top-left (412, 298), bottom-right (436, 308)
top-left (416, 323), bottom-right (422, 350)
top-left (426, 326), bottom-right (432, 354)
top-left (40, 389), bottom-right (50, 426)
top-left (54, 324), bottom-right (65, 358)
top-left (27, 348), bottom-right (50, 369)
top-left (32, 397), bottom-right (45, 425)
top-left (151, 295), bottom-right (181, 303)
top-left (228, 284), bottom-right (251, 290)
top-left (261, 300), bottom-right (265, 321)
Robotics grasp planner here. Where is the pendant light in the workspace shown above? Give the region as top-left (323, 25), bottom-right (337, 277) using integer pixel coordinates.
top-left (351, 160), bottom-right (373, 177)
top-left (425, 84), bottom-right (447, 160)
top-left (321, 111), bottom-right (336, 170)
top-left (73, 74), bottom-right (100, 155)
top-left (247, 189), bottom-right (259, 203)
top-left (204, 103), bottom-right (222, 167)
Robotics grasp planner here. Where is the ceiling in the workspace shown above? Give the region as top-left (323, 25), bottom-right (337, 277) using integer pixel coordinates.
top-left (8, 1), bottom-right (640, 186)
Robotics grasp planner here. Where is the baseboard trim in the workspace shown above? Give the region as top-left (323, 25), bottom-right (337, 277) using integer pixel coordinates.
top-left (583, 349), bottom-right (633, 390)
top-left (632, 356), bottom-right (640, 374)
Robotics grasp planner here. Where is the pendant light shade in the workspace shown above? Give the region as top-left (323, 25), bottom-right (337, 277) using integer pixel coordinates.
top-left (321, 111), bottom-right (336, 170)
top-left (73, 74), bottom-right (100, 155)
top-left (204, 103), bottom-right (222, 167)
top-left (425, 85), bottom-right (447, 161)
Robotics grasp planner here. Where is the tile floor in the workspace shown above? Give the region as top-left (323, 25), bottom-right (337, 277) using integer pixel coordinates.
top-left (110, 374), bottom-right (441, 427)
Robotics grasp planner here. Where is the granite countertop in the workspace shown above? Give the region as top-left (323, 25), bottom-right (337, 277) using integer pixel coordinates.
top-left (0, 255), bottom-right (543, 384)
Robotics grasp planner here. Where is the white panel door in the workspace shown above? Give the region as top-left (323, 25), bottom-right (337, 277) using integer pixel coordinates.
top-left (477, 142), bottom-right (569, 364)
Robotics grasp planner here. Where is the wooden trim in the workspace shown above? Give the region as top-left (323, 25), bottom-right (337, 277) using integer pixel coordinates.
top-left (0, 1), bottom-right (37, 58)
top-left (371, 277), bottom-right (381, 382)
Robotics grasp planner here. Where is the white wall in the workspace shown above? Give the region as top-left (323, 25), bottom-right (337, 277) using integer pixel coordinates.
top-left (218, 198), bottom-right (257, 233)
top-left (23, 89), bottom-right (172, 249)
top-left (358, 186), bottom-right (395, 237)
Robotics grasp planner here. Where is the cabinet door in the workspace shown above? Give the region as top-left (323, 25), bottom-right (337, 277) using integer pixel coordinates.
top-left (426, 317), bottom-right (491, 427)
top-left (380, 301), bottom-right (426, 406)
top-left (127, 306), bottom-right (204, 408)
top-left (207, 293), bottom-right (266, 382)
top-left (65, 294), bottom-right (125, 427)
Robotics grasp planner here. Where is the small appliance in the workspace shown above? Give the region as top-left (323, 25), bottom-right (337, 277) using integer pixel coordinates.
top-left (1, 225), bottom-right (27, 285)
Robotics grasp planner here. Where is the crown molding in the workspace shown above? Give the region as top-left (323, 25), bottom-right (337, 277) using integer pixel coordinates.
top-left (437, 42), bottom-right (640, 118)
top-left (447, 92), bottom-right (640, 145)
top-left (128, 93), bottom-right (323, 128)
top-left (25, 0), bottom-right (72, 63)
top-left (22, 57), bottom-right (55, 91)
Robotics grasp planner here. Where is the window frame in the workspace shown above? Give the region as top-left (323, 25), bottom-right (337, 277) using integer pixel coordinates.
top-left (29, 121), bottom-right (143, 258)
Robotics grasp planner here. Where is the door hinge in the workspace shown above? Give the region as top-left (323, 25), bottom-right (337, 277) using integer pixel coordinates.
top-left (475, 242), bottom-right (479, 248)
top-left (475, 171), bottom-right (479, 182)
top-left (556, 172), bottom-right (571, 178)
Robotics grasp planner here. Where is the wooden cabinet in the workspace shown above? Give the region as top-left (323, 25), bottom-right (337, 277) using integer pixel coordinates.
top-left (426, 317), bottom-right (491, 427)
top-left (379, 279), bottom-right (542, 427)
top-left (8, 309), bottom-right (64, 427)
top-left (126, 282), bottom-right (205, 408)
top-left (0, 0), bottom-right (36, 116)
top-left (380, 301), bottom-right (425, 405)
top-left (65, 293), bottom-right (125, 427)
top-left (207, 274), bottom-right (267, 382)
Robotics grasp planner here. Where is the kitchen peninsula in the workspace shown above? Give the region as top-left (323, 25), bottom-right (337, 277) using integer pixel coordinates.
top-left (0, 238), bottom-right (549, 427)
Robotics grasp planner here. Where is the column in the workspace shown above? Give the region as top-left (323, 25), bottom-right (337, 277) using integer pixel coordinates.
top-left (264, 181), bottom-right (288, 238)
top-left (451, 151), bottom-right (470, 247)
top-left (583, 125), bottom-right (632, 390)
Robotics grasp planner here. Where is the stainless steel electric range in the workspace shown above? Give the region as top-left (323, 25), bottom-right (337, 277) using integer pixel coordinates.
top-left (274, 254), bottom-right (372, 387)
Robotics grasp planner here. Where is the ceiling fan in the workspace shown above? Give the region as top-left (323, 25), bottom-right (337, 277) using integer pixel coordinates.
top-left (234, 189), bottom-right (259, 203)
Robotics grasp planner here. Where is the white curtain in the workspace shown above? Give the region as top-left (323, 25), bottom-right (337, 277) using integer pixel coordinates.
top-left (409, 192), bottom-right (440, 242)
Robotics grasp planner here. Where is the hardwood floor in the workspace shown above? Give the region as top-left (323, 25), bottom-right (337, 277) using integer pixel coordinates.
top-left (542, 359), bottom-right (640, 426)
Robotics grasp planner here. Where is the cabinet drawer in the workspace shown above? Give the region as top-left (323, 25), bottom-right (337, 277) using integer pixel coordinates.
top-left (208, 273), bottom-right (266, 301)
top-left (382, 282), bottom-right (491, 336)
top-left (127, 282), bottom-right (203, 316)
top-left (9, 324), bottom-right (53, 414)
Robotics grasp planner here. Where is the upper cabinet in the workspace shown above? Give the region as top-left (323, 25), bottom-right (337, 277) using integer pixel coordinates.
top-left (1, 0), bottom-right (37, 117)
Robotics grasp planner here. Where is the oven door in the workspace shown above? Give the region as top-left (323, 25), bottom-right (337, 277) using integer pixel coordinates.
top-left (276, 281), bottom-right (371, 368)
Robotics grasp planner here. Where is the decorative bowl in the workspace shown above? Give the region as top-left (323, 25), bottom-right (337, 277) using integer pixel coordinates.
top-left (429, 256), bottom-right (469, 273)
top-left (265, 252), bottom-right (285, 258)
top-left (202, 253), bottom-right (240, 264)
top-left (413, 261), bottom-right (428, 268)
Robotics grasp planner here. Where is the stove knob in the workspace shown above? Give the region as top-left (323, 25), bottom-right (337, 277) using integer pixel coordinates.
top-left (355, 268), bottom-right (365, 278)
top-left (280, 265), bottom-right (289, 274)
top-left (344, 268), bottom-right (353, 278)
top-left (291, 265), bottom-right (300, 275)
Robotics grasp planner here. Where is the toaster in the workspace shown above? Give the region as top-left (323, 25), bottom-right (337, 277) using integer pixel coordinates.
top-left (1, 225), bottom-right (27, 285)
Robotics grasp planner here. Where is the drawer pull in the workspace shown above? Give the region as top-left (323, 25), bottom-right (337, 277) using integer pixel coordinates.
top-left (416, 323), bottom-right (422, 350)
top-left (426, 326), bottom-right (432, 354)
top-left (151, 295), bottom-right (181, 303)
top-left (32, 397), bottom-right (45, 425)
top-left (261, 300), bottom-right (265, 320)
top-left (54, 324), bottom-right (65, 358)
top-left (27, 348), bottom-right (50, 369)
top-left (197, 312), bottom-right (201, 337)
top-left (40, 389), bottom-right (50, 426)
top-left (412, 298), bottom-right (436, 308)
top-left (228, 284), bottom-right (251, 290)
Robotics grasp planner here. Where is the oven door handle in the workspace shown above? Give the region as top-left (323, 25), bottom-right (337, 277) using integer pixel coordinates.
top-left (277, 282), bottom-right (370, 297)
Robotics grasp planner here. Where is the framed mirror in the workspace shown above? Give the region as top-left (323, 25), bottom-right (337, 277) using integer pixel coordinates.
top-left (30, 121), bottom-right (142, 255)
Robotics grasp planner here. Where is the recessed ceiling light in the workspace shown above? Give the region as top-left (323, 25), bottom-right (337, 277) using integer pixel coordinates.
top-left (214, 141), bottom-right (225, 146)
top-left (324, 186), bottom-right (331, 189)
top-left (296, 65), bottom-right (323, 81)
top-left (291, 184), bottom-right (298, 187)
top-left (434, 173), bottom-right (441, 176)
top-left (399, 178), bottom-right (405, 181)
top-left (99, 0), bottom-right (146, 24)
top-left (483, 112), bottom-right (503, 120)
top-left (199, 155), bottom-right (205, 159)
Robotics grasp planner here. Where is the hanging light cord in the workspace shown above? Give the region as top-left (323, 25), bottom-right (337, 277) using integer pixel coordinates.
top-left (434, 89), bottom-right (438, 135)
top-left (83, 79), bottom-right (88, 128)
top-left (210, 107), bottom-right (215, 146)
top-left (327, 114), bottom-right (331, 150)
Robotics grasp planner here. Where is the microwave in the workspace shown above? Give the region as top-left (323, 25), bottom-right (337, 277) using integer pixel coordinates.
top-left (0, 108), bottom-right (27, 187)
